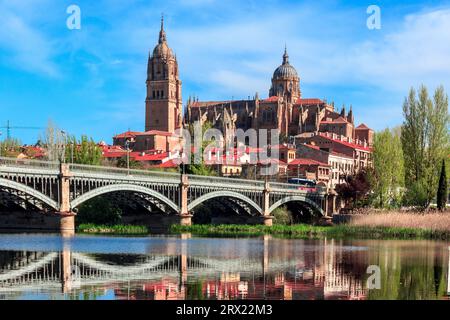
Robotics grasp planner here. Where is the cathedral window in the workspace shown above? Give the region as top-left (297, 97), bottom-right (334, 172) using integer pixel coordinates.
top-left (161, 90), bottom-right (164, 98)
top-left (153, 91), bottom-right (156, 99)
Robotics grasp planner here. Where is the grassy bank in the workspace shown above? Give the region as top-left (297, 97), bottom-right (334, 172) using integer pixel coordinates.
top-left (77, 223), bottom-right (148, 235)
top-left (170, 224), bottom-right (450, 240)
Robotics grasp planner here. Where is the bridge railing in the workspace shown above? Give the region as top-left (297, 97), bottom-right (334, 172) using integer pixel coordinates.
top-left (187, 174), bottom-right (265, 189)
top-left (269, 181), bottom-right (328, 194)
top-left (69, 163), bottom-right (181, 181)
top-left (0, 156), bottom-right (60, 171)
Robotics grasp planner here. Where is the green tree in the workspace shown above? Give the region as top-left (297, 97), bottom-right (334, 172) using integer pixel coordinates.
top-left (65, 135), bottom-right (102, 165)
top-left (184, 121), bottom-right (216, 176)
top-left (437, 159), bottom-right (448, 211)
top-left (401, 85), bottom-right (449, 207)
top-left (76, 196), bottom-right (122, 225)
top-left (371, 128), bottom-right (404, 208)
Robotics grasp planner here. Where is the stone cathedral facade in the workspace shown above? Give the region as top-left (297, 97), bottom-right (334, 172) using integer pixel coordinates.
top-left (142, 18), bottom-right (373, 152)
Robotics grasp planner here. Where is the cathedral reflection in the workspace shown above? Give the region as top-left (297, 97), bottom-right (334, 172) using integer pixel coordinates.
top-left (0, 238), bottom-right (448, 300)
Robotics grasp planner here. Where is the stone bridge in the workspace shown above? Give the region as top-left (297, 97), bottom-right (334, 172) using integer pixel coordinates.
top-left (0, 157), bottom-right (336, 233)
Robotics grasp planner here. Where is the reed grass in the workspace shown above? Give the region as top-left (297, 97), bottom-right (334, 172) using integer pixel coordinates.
top-left (170, 223), bottom-right (449, 240)
top-left (345, 211), bottom-right (450, 232)
top-left (77, 223), bottom-right (148, 235)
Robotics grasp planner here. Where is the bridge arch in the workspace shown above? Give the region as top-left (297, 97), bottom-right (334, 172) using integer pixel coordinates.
top-left (0, 178), bottom-right (59, 210)
top-left (71, 184), bottom-right (179, 212)
top-left (268, 195), bottom-right (325, 216)
top-left (188, 190), bottom-right (263, 215)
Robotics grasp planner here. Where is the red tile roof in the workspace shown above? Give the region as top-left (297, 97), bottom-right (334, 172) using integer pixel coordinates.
top-left (134, 152), bottom-right (169, 161)
top-left (114, 131), bottom-right (141, 139)
top-left (261, 96), bottom-right (279, 102)
top-left (317, 133), bottom-right (372, 151)
top-left (320, 116), bottom-right (349, 124)
top-left (355, 123), bottom-right (371, 130)
top-left (295, 98), bottom-right (324, 105)
top-left (135, 130), bottom-right (173, 137)
top-left (300, 143), bottom-right (353, 159)
top-left (150, 159), bottom-right (179, 168)
top-left (102, 151), bottom-right (127, 158)
top-left (288, 158), bottom-right (330, 167)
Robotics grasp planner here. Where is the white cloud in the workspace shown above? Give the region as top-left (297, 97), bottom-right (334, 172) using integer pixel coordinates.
top-left (0, 4), bottom-right (59, 77)
top-left (350, 8), bottom-right (450, 91)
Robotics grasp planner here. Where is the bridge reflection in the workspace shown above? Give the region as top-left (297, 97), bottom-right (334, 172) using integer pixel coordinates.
top-left (0, 237), bottom-right (448, 300)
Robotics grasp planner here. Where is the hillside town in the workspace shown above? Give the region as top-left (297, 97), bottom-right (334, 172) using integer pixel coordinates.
top-left (1, 18), bottom-right (373, 193)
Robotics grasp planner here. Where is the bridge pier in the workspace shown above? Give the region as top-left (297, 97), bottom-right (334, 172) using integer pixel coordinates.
top-left (58, 163), bottom-right (76, 236)
top-left (59, 213), bottom-right (76, 237)
top-left (178, 174), bottom-right (193, 226)
top-left (326, 191), bottom-right (337, 217)
top-left (262, 180), bottom-right (274, 226)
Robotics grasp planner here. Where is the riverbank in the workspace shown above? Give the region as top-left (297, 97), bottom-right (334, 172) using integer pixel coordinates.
top-left (339, 210), bottom-right (450, 232)
top-left (77, 224), bottom-right (148, 235)
top-left (170, 224), bottom-right (450, 240)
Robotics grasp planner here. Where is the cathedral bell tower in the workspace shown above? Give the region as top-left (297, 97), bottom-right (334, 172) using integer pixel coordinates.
top-left (145, 16), bottom-right (182, 133)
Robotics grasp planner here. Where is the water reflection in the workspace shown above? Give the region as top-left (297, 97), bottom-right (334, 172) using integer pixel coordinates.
top-left (0, 235), bottom-right (448, 300)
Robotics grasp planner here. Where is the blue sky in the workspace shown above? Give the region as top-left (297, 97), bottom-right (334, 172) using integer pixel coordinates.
top-left (1, 0), bottom-right (450, 144)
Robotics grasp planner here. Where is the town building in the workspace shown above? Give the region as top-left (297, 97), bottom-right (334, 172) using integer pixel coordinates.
top-left (111, 19), bottom-right (373, 185)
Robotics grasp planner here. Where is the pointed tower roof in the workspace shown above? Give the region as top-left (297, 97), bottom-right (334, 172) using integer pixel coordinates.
top-left (159, 14), bottom-right (166, 44)
top-left (152, 14), bottom-right (174, 58)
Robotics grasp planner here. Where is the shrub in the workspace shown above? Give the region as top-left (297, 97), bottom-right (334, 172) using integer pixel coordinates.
top-left (272, 206), bottom-right (292, 225)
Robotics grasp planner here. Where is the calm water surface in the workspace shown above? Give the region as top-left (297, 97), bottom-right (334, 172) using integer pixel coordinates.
top-left (0, 233), bottom-right (448, 300)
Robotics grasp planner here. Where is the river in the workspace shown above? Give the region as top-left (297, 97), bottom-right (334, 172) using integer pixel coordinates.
top-left (0, 233), bottom-right (448, 300)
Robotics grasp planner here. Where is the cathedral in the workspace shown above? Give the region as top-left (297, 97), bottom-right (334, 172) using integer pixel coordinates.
top-left (136, 18), bottom-right (373, 153)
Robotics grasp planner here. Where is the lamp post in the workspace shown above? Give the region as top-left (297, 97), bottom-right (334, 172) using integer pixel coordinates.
top-left (0, 131), bottom-right (2, 158)
top-left (125, 140), bottom-right (130, 175)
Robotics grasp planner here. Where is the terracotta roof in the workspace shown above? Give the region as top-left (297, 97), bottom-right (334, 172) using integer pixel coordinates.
top-left (114, 131), bottom-right (141, 139)
top-left (102, 151), bottom-right (127, 158)
top-left (295, 98), bottom-right (324, 105)
top-left (150, 159), bottom-right (179, 168)
top-left (261, 96), bottom-right (279, 102)
top-left (134, 152), bottom-right (169, 161)
top-left (355, 123), bottom-right (371, 130)
top-left (135, 130), bottom-right (173, 137)
top-left (317, 133), bottom-right (372, 152)
top-left (320, 116), bottom-right (349, 124)
top-left (288, 158), bottom-right (330, 167)
top-left (300, 143), bottom-right (353, 159)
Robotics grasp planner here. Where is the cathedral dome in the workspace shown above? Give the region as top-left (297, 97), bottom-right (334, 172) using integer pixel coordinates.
top-left (273, 48), bottom-right (298, 79)
top-left (152, 41), bottom-right (174, 58)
